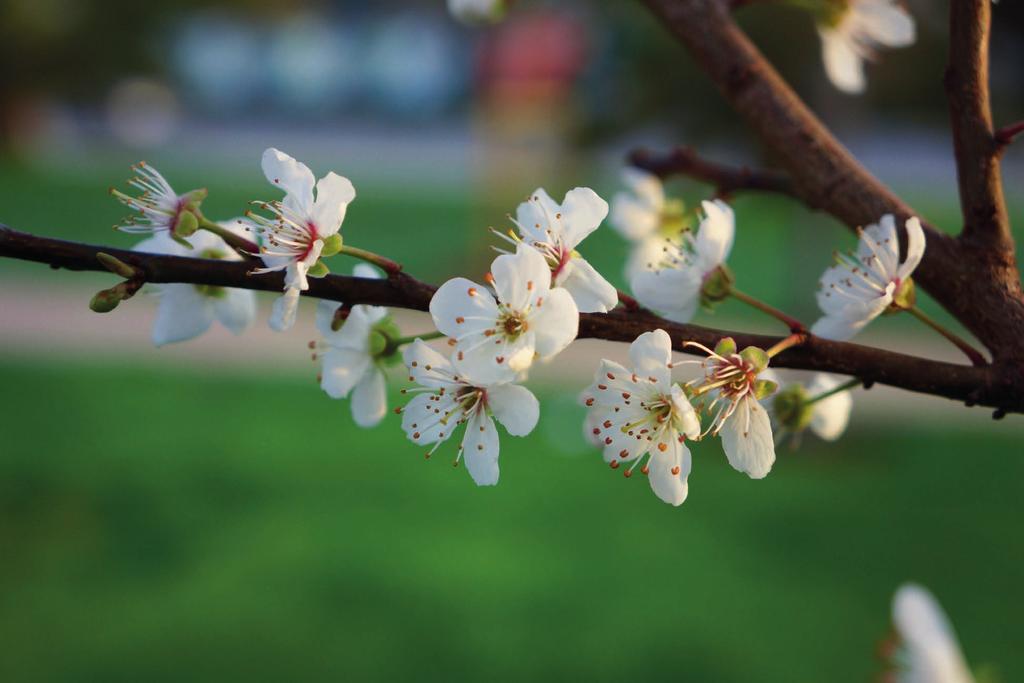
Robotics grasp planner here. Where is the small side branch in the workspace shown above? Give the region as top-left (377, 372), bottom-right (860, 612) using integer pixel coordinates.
top-left (628, 147), bottom-right (795, 198)
top-left (995, 121), bottom-right (1024, 148)
top-left (945, 0), bottom-right (1013, 252)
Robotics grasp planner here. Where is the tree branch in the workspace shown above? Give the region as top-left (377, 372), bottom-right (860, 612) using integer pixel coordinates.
top-left (628, 146), bottom-right (796, 198)
top-left (945, 0), bottom-right (1013, 253)
top-left (638, 0), bottom-right (1024, 367)
top-left (2, 225), bottom-right (1020, 415)
top-left (994, 120), bottom-right (1024, 148)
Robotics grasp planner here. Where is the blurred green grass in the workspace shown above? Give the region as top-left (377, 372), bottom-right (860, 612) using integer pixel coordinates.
top-left (2, 159), bottom-right (1024, 681)
top-left (0, 359), bottom-right (1022, 682)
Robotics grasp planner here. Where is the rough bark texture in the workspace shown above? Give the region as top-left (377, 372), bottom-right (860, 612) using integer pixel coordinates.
top-left (2, 225), bottom-right (1019, 414)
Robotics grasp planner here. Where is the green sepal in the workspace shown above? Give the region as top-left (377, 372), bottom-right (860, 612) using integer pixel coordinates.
top-left (753, 379), bottom-right (778, 401)
top-left (700, 265), bottom-right (734, 305)
top-left (714, 337), bottom-right (737, 357)
top-left (182, 188), bottom-right (208, 211)
top-left (170, 231), bottom-right (193, 249)
top-left (889, 277), bottom-right (916, 312)
top-left (320, 233), bottom-right (343, 257)
top-left (773, 384), bottom-right (813, 432)
top-left (368, 329), bottom-right (389, 357)
top-left (307, 260), bottom-right (330, 278)
top-left (739, 346), bottom-right (769, 372)
top-left (173, 210), bottom-right (199, 238)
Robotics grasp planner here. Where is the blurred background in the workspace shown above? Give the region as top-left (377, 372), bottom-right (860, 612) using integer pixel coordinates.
top-left (1, 0), bottom-right (1023, 681)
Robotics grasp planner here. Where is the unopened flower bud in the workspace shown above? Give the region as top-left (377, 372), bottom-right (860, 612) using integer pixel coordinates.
top-left (89, 281), bottom-right (137, 313)
top-left (96, 252), bottom-right (141, 279)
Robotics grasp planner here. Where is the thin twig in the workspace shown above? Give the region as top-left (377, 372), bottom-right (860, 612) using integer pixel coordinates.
top-left (628, 147), bottom-right (795, 198)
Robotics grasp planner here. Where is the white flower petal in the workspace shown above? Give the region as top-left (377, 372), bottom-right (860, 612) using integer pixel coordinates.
top-left (457, 330), bottom-right (533, 385)
top-left (492, 245), bottom-right (552, 312)
top-left (694, 199), bottom-right (735, 269)
top-left (855, 0), bottom-right (915, 47)
top-left (262, 148), bottom-right (315, 214)
top-left (622, 168), bottom-right (664, 213)
top-left (269, 288), bottom-right (301, 332)
top-left (610, 193), bottom-right (660, 241)
top-left (402, 392), bottom-right (460, 447)
top-left (628, 329), bottom-right (673, 388)
top-left (429, 276), bottom-right (499, 338)
top-left (558, 187), bottom-right (609, 249)
top-left (151, 285), bottom-right (215, 346)
top-left (351, 368), bottom-right (387, 428)
top-left (820, 28), bottom-right (866, 94)
top-left (487, 383), bottom-right (539, 437)
top-left (669, 384), bottom-right (701, 440)
top-left (529, 287), bottom-right (579, 358)
top-left (402, 339), bottom-right (458, 389)
top-left (632, 266), bottom-right (703, 323)
top-left (807, 373), bottom-right (853, 441)
top-left (648, 438), bottom-right (692, 507)
top-left (898, 216), bottom-right (926, 280)
top-left (625, 235), bottom-right (671, 283)
top-left (461, 411), bottom-right (500, 486)
top-left (557, 257), bottom-right (618, 313)
top-left (213, 288), bottom-right (256, 335)
top-left (719, 396), bottom-right (776, 479)
top-left (311, 171), bottom-right (356, 237)
top-left (892, 584), bottom-right (975, 683)
top-left (320, 347), bottom-right (371, 399)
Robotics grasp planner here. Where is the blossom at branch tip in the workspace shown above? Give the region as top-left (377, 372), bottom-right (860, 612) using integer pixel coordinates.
top-left (686, 338), bottom-right (777, 479)
top-left (812, 214), bottom-right (925, 341)
top-left (112, 162), bottom-right (206, 240)
top-left (631, 199), bottom-right (735, 323)
top-left (249, 148), bottom-right (356, 332)
top-left (132, 224), bottom-right (255, 346)
top-left (314, 264), bottom-right (397, 428)
top-left (497, 187), bottom-right (617, 313)
top-left (761, 370), bottom-right (853, 443)
top-left (817, 0), bottom-right (915, 95)
top-left (581, 330), bottom-right (700, 506)
top-left (887, 584), bottom-right (976, 683)
top-left (447, 0), bottom-right (506, 24)
top-left (610, 169), bottom-right (691, 283)
top-left (430, 244), bottom-right (579, 385)
top-left (399, 339), bottom-right (538, 486)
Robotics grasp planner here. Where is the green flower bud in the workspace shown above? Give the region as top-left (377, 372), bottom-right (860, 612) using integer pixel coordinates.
top-left (714, 337), bottom-right (737, 357)
top-left (320, 233), bottom-right (343, 257)
top-left (740, 346), bottom-right (769, 372)
top-left (701, 265), bottom-right (734, 306)
top-left (89, 288), bottom-right (123, 313)
top-left (307, 260), bottom-right (330, 278)
top-left (96, 252), bottom-right (140, 279)
top-left (773, 384), bottom-right (814, 432)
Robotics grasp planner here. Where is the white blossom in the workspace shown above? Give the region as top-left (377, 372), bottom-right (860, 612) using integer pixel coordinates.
top-left (610, 169), bottom-right (667, 242)
top-left (250, 148), bottom-right (356, 332)
top-left (685, 339), bottom-right (776, 479)
top-left (499, 187), bottom-right (618, 313)
top-left (581, 330), bottom-right (700, 506)
top-left (399, 340), bottom-right (539, 486)
top-left (112, 161), bottom-right (205, 237)
top-left (313, 265), bottom-right (394, 428)
top-left (889, 584), bottom-right (976, 683)
top-left (818, 0), bottom-right (916, 94)
top-left (631, 199), bottom-right (734, 323)
top-left (812, 214), bottom-right (925, 341)
top-left (447, 0), bottom-right (506, 24)
top-left (133, 225), bottom-right (255, 346)
top-left (430, 244), bottom-right (579, 385)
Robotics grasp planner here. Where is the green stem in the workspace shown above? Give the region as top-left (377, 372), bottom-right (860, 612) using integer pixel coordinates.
top-left (805, 377), bottom-right (861, 406)
top-left (729, 286), bottom-right (806, 332)
top-left (906, 306), bottom-right (987, 367)
top-left (341, 245), bottom-right (403, 275)
top-left (197, 216), bottom-right (260, 256)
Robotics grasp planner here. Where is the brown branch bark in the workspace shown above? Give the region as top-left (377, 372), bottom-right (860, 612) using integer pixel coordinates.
top-left (638, 0), bottom-right (1024, 369)
top-left (945, 0), bottom-right (1013, 253)
top-left (628, 147), bottom-right (796, 198)
top-left (2, 225), bottom-right (1020, 415)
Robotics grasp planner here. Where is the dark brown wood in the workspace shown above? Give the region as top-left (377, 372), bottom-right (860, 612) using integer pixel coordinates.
top-left (2, 225), bottom-right (1020, 414)
top-left (628, 147), bottom-right (795, 197)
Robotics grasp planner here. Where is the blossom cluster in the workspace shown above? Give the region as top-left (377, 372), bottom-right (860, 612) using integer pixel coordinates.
top-left (109, 143), bottom-right (939, 507)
